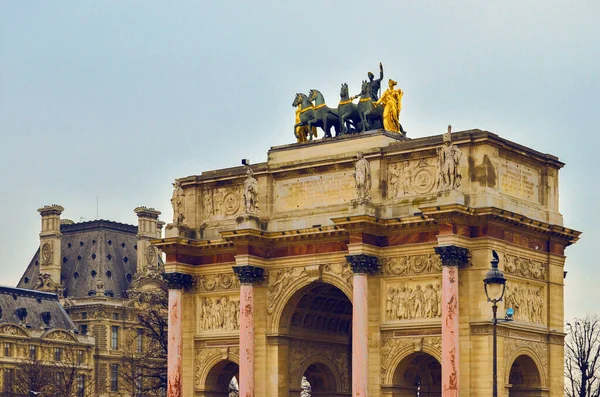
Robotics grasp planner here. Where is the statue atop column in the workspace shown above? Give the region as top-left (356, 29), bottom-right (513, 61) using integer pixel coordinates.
top-left (354, 152), bottom-right (372, 203)
top-left (367, 62), bottom-right (384, 101)
top-left (437, 126), bottom-right (462, 191)
top-left (171, 179), bottom-right (185, 224)
top-left (243, 168), bottom-right (259, 214)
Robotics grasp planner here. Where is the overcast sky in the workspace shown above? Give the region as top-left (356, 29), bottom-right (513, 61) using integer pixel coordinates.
top-left (1, 1), bottom-right (598, 319)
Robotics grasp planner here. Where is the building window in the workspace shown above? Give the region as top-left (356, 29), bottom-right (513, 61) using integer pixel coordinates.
top-left (77, 374), bottom-right (85, 397)
top-left (110, 364), bottom-right (119, 392)
top-left (77, 350), bottom-right (84, 365)
top-left (81, 312), bottom-right (87, 319)
top-left (137, 329), bottom-right (143, 353)
top-left (80, 324), bottom-right (88, 335)
top-left (29, 345), bottom-right (36, 360)
top-left (111, 326), bottom-right (119, 350)
top-left (54, 347), bottom-right (62, 361)
top-left (3, 369), bottom-right (13, 392)
top-left (113, 313), bottom-right (119, 321)
top-left (4, 343), bottom-right (12, 357)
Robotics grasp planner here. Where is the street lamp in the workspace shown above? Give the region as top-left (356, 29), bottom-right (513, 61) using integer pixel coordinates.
top-left (483, 250), bottom-right (509, 397)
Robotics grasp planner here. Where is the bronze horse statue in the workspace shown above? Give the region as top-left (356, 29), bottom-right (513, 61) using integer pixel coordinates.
top-left (292, 93), bottom-right (318, 140)
top-left (337, 83), bottom-right (362, 134)
top-left (307, 89), bottom-right (342, 138)
top-left (357, 80), bottom-right (383, 132)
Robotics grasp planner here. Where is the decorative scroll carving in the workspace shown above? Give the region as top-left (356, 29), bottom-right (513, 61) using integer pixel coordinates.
top-left (381, 253), bottom-right (442, 276)
top-left (323, 262), bottom-right (352, 286)
top-left (504, 337), bottom-right (548, 380)
top-left (346, 254), bottom-right (380, 274)
top-left (198, 296), bottom-right (239, 331)
top-left (0, 324), bottom-right (27, 337)
top-left (386, 282), bottom-right (441, 321)
top-left (194, 347), bottom-right (224, 389)
top-left (268, 267), bottom-right (308, 314)
top-left (288, 339), bottom-right (350, 392)
top-left (197, 273), bottom-right (240, 292)
top-left (380, 338), bottom-right (413, 381)
top-left (504, 253), bottom-right (546, 281)
top-left (504, 284), bottom-right (544, 324)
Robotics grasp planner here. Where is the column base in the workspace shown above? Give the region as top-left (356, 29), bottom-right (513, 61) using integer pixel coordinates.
top-left (236, 214), bottom-right (263, 230)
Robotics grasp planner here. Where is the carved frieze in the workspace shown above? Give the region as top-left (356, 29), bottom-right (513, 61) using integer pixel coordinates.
top-left (288, 339), bottom-right (350, 392)
top-left (197, 296), bottom-right (239, 332)
top-left (385, 282), bottom-right (441, 321)
top-left (504, 284), bottom-right (544, 324)
top-left (197, 272), bottom-right (240, 292)
top-left (381, 253), bottom-right (442, 276)
top-left (201, 185), bottom-right (243, 221)
top-left (503, 253), bottom-right (546, 281)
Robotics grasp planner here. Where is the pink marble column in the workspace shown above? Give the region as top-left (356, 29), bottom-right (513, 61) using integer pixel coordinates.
top-left (346, 254), bottom-right (380, 397)
top-left (165, 273), bottom-right (192, 397)
top-left (434, 246), bottom-right (469, 397)
top-left (233, 265), bottom-right (264, 397)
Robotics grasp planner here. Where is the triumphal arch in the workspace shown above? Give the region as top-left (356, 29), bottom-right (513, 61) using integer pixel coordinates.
top-left (155, 128), bottom-right (579, 397)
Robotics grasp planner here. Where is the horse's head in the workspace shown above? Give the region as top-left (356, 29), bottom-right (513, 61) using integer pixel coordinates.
top-left (361, 80), bottom-right (370, 95)
top-left (340, 83), bottom-right (348, 98)
top-left (292, 93), bottom-right (303, 107)
top-left (308, 89), bottom-right (317, 102)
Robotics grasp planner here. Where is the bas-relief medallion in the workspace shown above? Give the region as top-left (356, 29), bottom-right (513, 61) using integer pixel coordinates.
top-left (385, 281), bottom-right (442, 321)
top-left (274, 172), bottom-right (355, 212)
top-left (499, 157), bottom-right (540, 203)
top-left (504, 284), bottom-right (544, 324)
top-left (201, 185), bottom-right (243, 221)
top-left (387, 158), bottom-right (441, 198)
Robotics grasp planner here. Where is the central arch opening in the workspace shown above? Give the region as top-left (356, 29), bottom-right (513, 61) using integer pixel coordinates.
top-left (508, 355), bottom-right (545, 397)
top-left (282, 281), bottom-right (352, 396)
top-left (204, 360), bottom-right (239, 397)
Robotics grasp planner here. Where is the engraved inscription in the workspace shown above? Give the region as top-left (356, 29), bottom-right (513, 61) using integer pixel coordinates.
top-left (275, 172), bottom-right (354, 212)
top-left (499, 158), bottom-right (539, 202)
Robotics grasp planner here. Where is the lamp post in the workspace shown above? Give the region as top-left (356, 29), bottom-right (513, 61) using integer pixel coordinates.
top-left (483, 250), bottom-right (507, 397)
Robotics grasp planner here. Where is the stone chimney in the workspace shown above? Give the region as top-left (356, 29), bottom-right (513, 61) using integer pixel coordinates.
top-left (134, 207), bottom-right (161, 276)
top-left (37, 204), bottom-right (64, 288)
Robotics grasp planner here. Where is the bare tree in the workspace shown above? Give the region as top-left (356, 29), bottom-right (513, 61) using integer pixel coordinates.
top-left (565, 315), bottom-right (600, 397)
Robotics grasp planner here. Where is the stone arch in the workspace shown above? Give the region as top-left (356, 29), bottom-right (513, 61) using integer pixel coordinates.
top-left (506, 353), bottom-right (547, 396)
top-left (384, 350), bottom-right (442, 396)
top-left (194, 347), bottom-right (239, 392)
top-left (505, 348), bottom-right (547, 389)
top-left (291, 356), bottom-right (341, 394)
top-left (383, 342), bottom-right (442, 385)
top-left (269, 269), bottom-right (352, 334)
top-left (196, 356), bottom-right (239, 397)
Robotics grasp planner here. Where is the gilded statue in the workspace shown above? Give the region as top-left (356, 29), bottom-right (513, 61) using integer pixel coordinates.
top-left (367, 62), bottom-right (384, 101)
top-left (375, 79), bottom-right (406, 135)
top-left (294, 103), bottom-right (317, 142)
top-left (171, 179), bottom-right (185, 224)
top-left (243, 168), bottom-right (259, 214)
top-left (437, 126), bottom-right (462, 191)
top-left (354, 152), bottom-right (372, 203)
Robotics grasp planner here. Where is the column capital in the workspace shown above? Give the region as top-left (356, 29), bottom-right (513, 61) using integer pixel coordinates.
top-left (233, 265), bottom-right (265, 284)
top-left (164, 272), bottom-right (194, 290)
top-left (345, 254), bottom-right (381, 275)
top-left (434, 245), bottom-right (469, 267)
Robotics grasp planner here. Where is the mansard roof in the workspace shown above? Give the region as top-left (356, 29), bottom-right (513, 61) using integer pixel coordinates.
top-left (0, 286), bottom-right (76, 331)
top-left (17, 219), bottom-right (141, 299)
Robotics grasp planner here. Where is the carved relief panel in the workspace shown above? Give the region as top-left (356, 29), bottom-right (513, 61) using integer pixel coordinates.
top-left (197, 295), bottom-right (240, 332)
top-left (503, 253), bottom-right (547, 281)
top-left (504, 283), bottom-right (545, 324)
top-left (384, 280), bottom-right (442, 321)
top-left (381, 253), bottom-right (442, 276)
top-left (201, 185), bottom-right (243, 221)
top-left (387, 158), bottom-right (440, 199)
top-left (197, 272), bottom-right (240, 292)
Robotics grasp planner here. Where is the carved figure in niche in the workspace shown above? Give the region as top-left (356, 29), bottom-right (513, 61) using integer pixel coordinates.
top-left (198, 296), bottom-right (239, 331)
top-left (388, 163), bottom-right (401, 198)
top-left (354, 152), bottom-right (372, 203)
top-left (171, 179), bottom-right (185, 224)
top-left (402, 161), bottom-right (412, 195)
top-left (438, 126), bottom-right (462, 191)
top-left (243, 168), bottom-right (259, 214)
